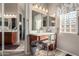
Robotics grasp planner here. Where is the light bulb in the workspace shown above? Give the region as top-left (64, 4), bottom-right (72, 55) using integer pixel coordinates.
top-left (12, 14), bottom-right (15, 16)
top-left (39, 6), bottom-right (42, 10)
top-left (51, 21), bottom-right (55, 23)
top-left (9, 14), bottom-right (11, 16)
top-left (43, 8), bottom-right (45, 12)
top-left (6, 14), bottom-right (9, 16)
top-left (34, 4), bottom-right (38, 8)
top-left (46, 9), bottom-right (48, 13)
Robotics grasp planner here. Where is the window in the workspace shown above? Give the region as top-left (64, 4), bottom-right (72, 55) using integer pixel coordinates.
top-left (60, 11), bottom-right (78, 34)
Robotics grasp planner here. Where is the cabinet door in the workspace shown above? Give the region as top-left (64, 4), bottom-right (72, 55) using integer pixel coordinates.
top-left (40, 35), bottom-right (48, 41)
top-left (5, 32), bottom-right (11, 44)
top-left (12, 32), bottom-right (17, 45)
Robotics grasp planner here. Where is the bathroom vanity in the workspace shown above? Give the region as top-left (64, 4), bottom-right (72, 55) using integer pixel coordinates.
top-left (0, 16), bottom-right (18, 45)
top-left (30, 4), bottom-right (57, 55)
top-left (0, 31), bottom-right (17, 45)
top-left (29, 32), bottom-right (57, 49)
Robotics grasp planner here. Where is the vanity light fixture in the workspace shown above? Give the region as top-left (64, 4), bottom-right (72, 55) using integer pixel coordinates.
top-left (4, 14), bottom-right (16, 18)
top-left (32, 4), bottom-right (48, 14)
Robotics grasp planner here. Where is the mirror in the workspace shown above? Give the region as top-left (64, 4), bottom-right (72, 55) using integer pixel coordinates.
top-left (49, 16), bottom-right (55, 27)
top-left (32, 11), bottom-right (42, 31)
top-left (43, 15), bottom-right (47, 27)
top-left (3, 17), bottom-right (17, 31)
top-left (32, 10), bottom-right (48, 31)
top-left (32, 10), bottom-right (55, 32)
top-left (11, 18), bottom-right (17, 30)
top-left (4, 18), bottom-right (8, 27)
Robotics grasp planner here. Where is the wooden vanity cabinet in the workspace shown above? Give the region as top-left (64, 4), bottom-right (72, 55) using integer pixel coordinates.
top-left (29, 34), bottom-right (57, 50)
top-left (0, 32), bottom-right (17, 45)
top-left (29, 35), bottom-right (48, 43)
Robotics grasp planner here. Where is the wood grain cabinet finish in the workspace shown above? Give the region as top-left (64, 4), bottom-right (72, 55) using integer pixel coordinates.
top-left (29, 35), bottom-right (48, 43)
top-left (29, 34), bottom-right (57, 50)
top-left (0, 32), bottom-right (17, 45)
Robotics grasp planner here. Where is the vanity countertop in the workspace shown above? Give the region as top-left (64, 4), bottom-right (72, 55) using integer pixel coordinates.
top-left (0, 29), bottom-right (17, 32)
top-left (29, 32), bottom-right (55, 36)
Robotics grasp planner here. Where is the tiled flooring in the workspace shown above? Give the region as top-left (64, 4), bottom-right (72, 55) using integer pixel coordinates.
top-left (0, 40), bottom-right (24, 56)
top-left (0, 40), bottom-right (67, 56)
top-left (0, 50), bottom-right (66, 56)
top-left (32, 49), bottom-right (66, 56)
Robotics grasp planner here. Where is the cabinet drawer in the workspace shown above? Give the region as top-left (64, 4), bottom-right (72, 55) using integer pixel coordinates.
top-left (40, 35), bottom-right (48, 40)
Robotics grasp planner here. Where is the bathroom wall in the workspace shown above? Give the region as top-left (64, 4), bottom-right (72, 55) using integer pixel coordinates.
top-left (48, 4), bottom-right (57, 16)
top-left (0, 4), bottom-right (2, 17)
top-left (35, 3), bottom-right (48, 9)
top-left (57, 33), bottom-right (79, 56)
top-left (48, 4), bottom-right (60, 29)
top-left (4, 3), bottom-right (18, 15)
top-left (49, 4), bottom-right (79, 56)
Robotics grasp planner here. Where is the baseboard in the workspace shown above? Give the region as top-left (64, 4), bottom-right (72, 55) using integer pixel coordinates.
top-left (56, 48), bottom-right (77, 56)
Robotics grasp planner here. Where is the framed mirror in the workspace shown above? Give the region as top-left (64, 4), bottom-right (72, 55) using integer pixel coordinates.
top-left (32, 11), bottom-right (43, 31)
top-left (32, 10), bottom-right (48, 32)
top-left (49, 16), bottom-right (55, 27)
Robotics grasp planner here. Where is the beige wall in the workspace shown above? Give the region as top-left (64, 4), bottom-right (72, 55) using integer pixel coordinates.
top-left (4, 3), bottom-right (18, 15)
top-left (49, 4), bottom-right (79, 56)
top-left (57, 33), bottom-right (79, 56)
top-left (0, 4), bottom-right (2, 16)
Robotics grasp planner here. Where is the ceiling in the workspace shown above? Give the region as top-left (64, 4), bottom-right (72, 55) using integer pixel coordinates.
top-left (48, 3), bottom-right (79, 11)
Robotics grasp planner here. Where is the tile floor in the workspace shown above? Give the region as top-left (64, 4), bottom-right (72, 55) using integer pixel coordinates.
top-left (32, 49), bottom-right (66, 56)
top-left (0, 40), bottom-right (68, 56)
